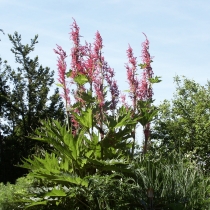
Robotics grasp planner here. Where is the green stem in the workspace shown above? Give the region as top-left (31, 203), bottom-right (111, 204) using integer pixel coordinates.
top-left (131, 95), bottom-right (137, 159)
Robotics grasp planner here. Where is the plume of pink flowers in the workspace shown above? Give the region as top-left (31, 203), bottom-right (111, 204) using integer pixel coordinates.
top-left (54, 45), bottom-right (70, 106)
top-left (92, 31), bottom-right (119, 108)
top-left (125, 34), bottom-right (154, 104)
top-left (125, 33), bottom-right (154, 155)
top-left (140, 33), bottom-right (154, 100)
top-left (125, 44), bottom-right (139, 107)
top-left (120, 93), bottom-right (128, 107)
top-left (137, 70), bottom-right (148, 101)
top-left (56, 19), bottom-right (120, 136)
top-left (83, 42), bottom-right (95, 82)
top-left (69, 19), bottom-right (89, 106)
top-left (93, 31), bottom-right (103, 57)
top-left (91, 31), bottom-right (104, 107)
top-left (140, 33), bottom-right (154, 154)
top-left (69, 23), bottom-right (119, 109)
top-left (70, 19), bottom-right (86, 78)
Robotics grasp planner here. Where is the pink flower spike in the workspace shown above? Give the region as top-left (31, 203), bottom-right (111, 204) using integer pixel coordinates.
top-left (125, 45), bottom-right (138, 103)
top-left (141, 33), bottom-right (154, 69)
top-left (54, 45), bottom-right (70, 105)
top-left (70, 19), bottom-right (86, 77)
top-left (126, 44), bottom-right (137, 68)
top-left (140, 33), bottom-right (154, 100)
top-left (70, 18), bottom-right (80, 47)
top-left (137, 71), bottom-right (148, 100)
top-left (120, 93), bottom-right (128, 108)
top-left (94, 31), bottom-right (103, 57)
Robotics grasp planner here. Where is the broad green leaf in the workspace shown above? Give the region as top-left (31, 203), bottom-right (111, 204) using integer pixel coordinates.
top-left (69, 136), bottom-right (77, 160)
top-left (74, 74), bottom-right (88, 85)
top-left (55, 83), bottom-right (64, 88)
top-left (80, 91), bottom-right (95, 103)
top-left (73, 108), bottom-right (92, 128)
top-left (53, 176), bottom-right (88, 187)
top-left (45, 188), bottom-right (66, 197)
top-left (85, 150), bottom-right (93, 158)
top-left (149, 76), bottom-right (162, 84)
top-left (138, 109), bottom-right (158, 126)
top-left (25, 201), bottom-right (47, 208)
top-left (107, 117), bottom-right (117, 128)
top-left (139, 63), bottom-right (147, 69)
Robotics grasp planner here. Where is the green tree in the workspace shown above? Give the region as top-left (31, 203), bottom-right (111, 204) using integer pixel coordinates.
top-left (0, 32), bottom-right (65, 183)
top-left (151, 75), bottom-right (210, 172)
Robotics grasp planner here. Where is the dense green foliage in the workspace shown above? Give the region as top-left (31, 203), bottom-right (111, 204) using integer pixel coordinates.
top-left (0, 118), bottom-right (208, 209)
top-left (3, 89), bottom-right (207, 209)
top-left (0, 176), bottom-right (34, 210)
top-left (0, 32), bottom-right (65, 183)
top-left (151, 76), bottom-right (210, 172)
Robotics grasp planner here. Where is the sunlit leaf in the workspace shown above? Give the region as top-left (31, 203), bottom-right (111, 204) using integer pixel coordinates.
top-left (45, 188), bottom-right (66, 197)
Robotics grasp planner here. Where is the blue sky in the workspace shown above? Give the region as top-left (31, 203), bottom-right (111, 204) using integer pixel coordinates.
top-left (1, 0), bottom-right (210, 142)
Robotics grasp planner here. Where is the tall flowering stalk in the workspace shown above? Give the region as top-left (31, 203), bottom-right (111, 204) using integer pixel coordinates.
top-left (54, 45), bottom-right (71, 129)
top-left (140, 33), bottom-right (154, 100)
top-left (92, 31), bottom-right (105, 108)
top-left (140, 33), bottom-right (154, 154)
top-left (70, 19), bottom-right (87, 101)
top-left (125, 45), bottom-right (139, 109)
top-left (92, 31), bottom-right (106, 159)
top-left (70, 19), bottom-right (86, 78)
top-left (125, 45), bottom-right (139, 157)
top-left (125, 33), bottom-right (154, 156)
top-left (69, 19), bottom-right (88, 134)
top-left (91, 31), bottom-right (119, 158)
top-left (55, 19), bottom-right (119, 141)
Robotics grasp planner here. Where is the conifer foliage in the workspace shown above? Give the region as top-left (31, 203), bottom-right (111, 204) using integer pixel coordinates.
top-left (0, 32), bottom-right (65, 183)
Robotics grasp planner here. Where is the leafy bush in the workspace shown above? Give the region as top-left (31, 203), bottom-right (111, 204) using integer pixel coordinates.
top-left (151, 76), bottom-right (210, 172)
top-left (13, 120), bottom-right (209, 209)
top-left (0, 176), bottom-right (34, 210)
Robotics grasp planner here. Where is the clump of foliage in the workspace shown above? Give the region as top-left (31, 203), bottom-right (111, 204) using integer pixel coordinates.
top-left (0, 176), bottom-right (34, 210)
top-left (1, 152), bottom-right (209, 209)
top-left (0, 32), bottom-right (65, 183)
top-left (151, 75), bottom-right (210, 173)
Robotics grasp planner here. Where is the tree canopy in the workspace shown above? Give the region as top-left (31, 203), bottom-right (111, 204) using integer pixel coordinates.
top-left (151, 75), bottom-right (210, 172)
top-left (0, 32), bottom-right (65, 183)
